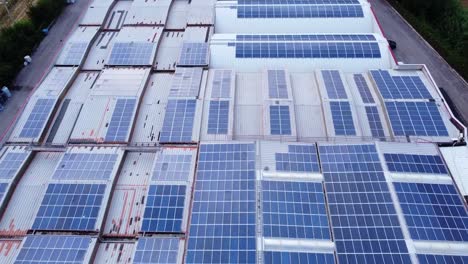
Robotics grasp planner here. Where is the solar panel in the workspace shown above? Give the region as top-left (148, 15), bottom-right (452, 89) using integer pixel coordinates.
top-left (0, 183), bottom-right (8, 202)
top-left (418, 254), bottom-right (468, 264)
top-left (394, 182), bottom-right (468, 241)
top-left (365, 106), bottom-right (385, 139)
top-left (235, 42), bottom-right (381, 59)
top-left (319, 144), bottom-right (411, 263)
top-left (384, 153), bottom-right (448, 174)
top-left (322, 70), bottom-right (347, 99)
top-left (238, 0), bottom-right (360, 4)
top-left (134, 237), bottom-right (179, 264)
top-left (275, 144), bottom-right (320, 172)
top-left (370, 70), bottom-right (432, 99)
top-left (52, 153), bottom-right (118, 181)
top-left (160, 99), bottom-right (196, 143)
top-left (264, 252), bottom-right (335, 264)
top-left (270, 105), bottom-right (292, 135)
top-left (152, 154), bottom-right (193, 182)
top-left (385, 101), bottom-right (449, 137)
top-left (238, 5), bottom-right (364, 18)
top-left (211, 70), bottom-right (232, 99)
top-left (0, 152), bottom-right (28, 179)
top-left (207, 100), bottom-right (229, 135)
top-left (263, 181), bottom-right (330, 239)
top-left (236, 34), bottom-right (376, 41)
top-left (186, 143), bottom-right (256, 264)
top-left (330, 101), bottom-right (356, 136)
top-left (105, 98), bottom-right (136, 142)
top-left (108, 42), bottom-right (155, 65)
top-left (141, 185), bottom-right (186, 233)
top-left (354, 74), bottom-right (374, 103)
top-left (268, 70), bottom-right (288, 99)
top-left (178, 42), bottom-right (209, 66)
top-left (169, 68), bottom-right (203, 98)
top-left (19, 98), bottom-right (55, 138)
top-left (32, 184), bottom-right (106, 231)
top-left (61, 42), bottom-right (88, 65)
top-left (15, 235), bottom-right (92, 264)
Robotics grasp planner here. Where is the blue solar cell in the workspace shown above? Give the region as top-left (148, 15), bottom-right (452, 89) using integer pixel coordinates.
top-left (15, 235), bottom-right (92, 264)
top-left (134, 237), bottom-right (179, 264)
top-left (275, 144), bottom-right (320, 172)
top-left (19, 99), bottom-right (55, 138)
top-left (53, 153), bottom-right (118, 181)
top-left (236, 34), bottom-right (375, 41)
top-left (238, 5), bottom-right (364, 18)
top-left (263, 181), bottom-right (330, 239)
top-left (319, 144), bottom-right (411, 264)
top-left (365, 106), bottom-right (385, 139)
top-left (330, 101), bottom-right (356, 136)
top-left (207, 100), bottom-right (229, 135)
top-left (186, 143), bottom-right (256, 264)
top-left (235, 42), bottom-right (381, 59)
top-left (264, 251), bottom-right (335, 264)
top-left (152, 153), bottom-right (193, 182)
top-left (0, 152), bottom-right (28, 179)
top-left (32, 184), bottom-right (106, 231)
top-left (354, 74), bottom-right (374, 103)
top-left (238, 0), bottom-right (359, 4)
top-left (384, 153), bottom-right (447, 174)
top-left (394, 182), bottom-right (468, 241)
top-left (141, 185), bottom-right (186, 233)
top-left (211, 70), bottom-right (232, 99)
top-left (108, 42), bottom-right (155, 66)
top-left (160, 99), bottom-right (196, 143)
top-left (418, 254), bottom-right (468, 264)
top-left (385, 101), bottom-right (449, 137)
top-left (270, 105), bottom-right (292, 135)
top-left (178, 42), bottom-right (209, 66)
top-left (323, 70), bottom-right (347, 99)
top-left (268, 70), bottom-right (288, 99)
top-left (370, 70), bottom-right (432, 99)
top-left (105, 98), bottom-right (136, 142)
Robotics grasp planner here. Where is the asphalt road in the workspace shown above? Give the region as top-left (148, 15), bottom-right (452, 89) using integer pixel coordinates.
top-left (370, 0), bottom-right (468, 124)
top-left (0, 0), bottom-right (91, 143)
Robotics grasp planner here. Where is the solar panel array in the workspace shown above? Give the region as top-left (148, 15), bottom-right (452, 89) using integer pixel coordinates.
top-left (268, 70), bottom-right (289, 99)
top-left (14, 235), bottom-right (92, 264)
top-left (32, 184), bottom-right (106, 231)
top-left (169, 68), bottom-right (203, 98)
top-left (238, 0), bottom-right (360, 4)
top-left (418, 254), bottom-right (468, 264)
top-left (0, 152), bottom-right (28, 179)
top-left (354, 74), bottom-right (374, 103)
top-left (236, 34), bottom-right (375, 41)
top-left (178, 42), bottom-right (209, 66)
top-left (235, 42), bottom-right (381, 58)
top-left (152, 153), bottom-right (193, 182)
top-left (264, 252), bottom-right (336, 264)
top-left (270, 105), bottom-right (292, 135)
top-left (384, 153), bottom-right (448, 174)
top-left (365, 106), bottom-right (385, 139)
top-left (19, 98), bottom-right (55, 138)
top-left (394, 182), bottom-right (468, 241)
top-left (319, 144), bottom-right (411, 263)
top-left (108, 42), bottom-right (155, 65)
top-left (262, 181), bottom-right (330, 239)
top-left (105, 98), bottom-right (136, 142)
top-left (385, 101), bottom-right (449, 137)
top-left (322, 70), bottom-right (347, 99)
top-left (330, 101), bottom-right (356, 136)
top-left (275, 144), bottom-right (320, 172)
top-left (371, 70), bottom-right (432, 100)
top-left (61, 42), bottom-right (88, 65)
top-left (141, 185), bottom-right (186, 233)
top-left (160, 99), bottom-right (196, 143)
top-left (186, 143), bottom-right (256, 263)
top-left (238, 5), bottom-right (364, 18)
top-left (207, 100), bottom-right (229, 135)
top-left (211, 70), bottom-right (232, 98)
top-left (52, 153), bottom-right (118, 181)
top-left (134, 237), bottom-right (180, 264)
